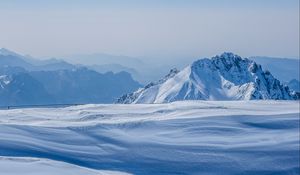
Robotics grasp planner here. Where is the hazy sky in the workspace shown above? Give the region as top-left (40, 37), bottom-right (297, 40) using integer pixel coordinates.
top-left (0, 0), bottom-right (299, 59)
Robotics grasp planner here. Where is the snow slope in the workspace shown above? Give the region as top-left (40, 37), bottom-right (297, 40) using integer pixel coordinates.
top-left (117, 53), bottom-right (297, 104)
top-left (0, 101), bottom-right (299, 174)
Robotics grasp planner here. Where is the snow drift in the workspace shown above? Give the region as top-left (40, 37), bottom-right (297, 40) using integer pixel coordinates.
top-left (0, 101), bottom-right (299, 174)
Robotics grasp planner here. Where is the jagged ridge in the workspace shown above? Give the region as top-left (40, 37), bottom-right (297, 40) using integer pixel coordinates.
top-left (117, 52), bottom-right (298, 104)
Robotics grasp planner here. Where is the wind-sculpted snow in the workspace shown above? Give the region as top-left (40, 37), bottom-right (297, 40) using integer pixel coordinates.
top-left (0, 101), bottom-right (299, 174)
top-left (0, 157), bottom-right (130, 175)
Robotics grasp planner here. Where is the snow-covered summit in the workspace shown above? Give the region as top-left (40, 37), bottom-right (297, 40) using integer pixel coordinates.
top-left (117, 52), bottom-right (298, 104)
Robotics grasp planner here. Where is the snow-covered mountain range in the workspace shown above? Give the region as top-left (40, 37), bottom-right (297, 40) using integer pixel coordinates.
top-left (0, 48), bottom-right (141, 106)
top-left (117, 52), bottom-right (299, 103)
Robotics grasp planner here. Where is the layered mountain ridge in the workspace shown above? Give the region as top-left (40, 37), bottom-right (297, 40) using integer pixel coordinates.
top-left (117, 52), bottom-right (299, 104)
top-left (0, 48), bottom-right (141, 106)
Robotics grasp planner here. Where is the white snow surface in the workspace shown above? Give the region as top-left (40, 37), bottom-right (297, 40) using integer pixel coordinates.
top-left (0, 75), bottom-right (10, 89)
top-left (0, 156), bottom-right (130, 175)
top-left (118, 52), bottom-right (296, 103)
top-left (0, 101), bottom-right (299, 174)
top-left (0, 101), bottom-right (298, 127)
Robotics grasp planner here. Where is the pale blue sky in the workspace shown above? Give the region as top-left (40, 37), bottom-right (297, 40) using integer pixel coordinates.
top-left (0, 0), bottom-right (299, 59)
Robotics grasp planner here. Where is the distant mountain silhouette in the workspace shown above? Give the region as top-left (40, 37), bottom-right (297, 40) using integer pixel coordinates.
top-left (0, 48), bottom-right (141, 106)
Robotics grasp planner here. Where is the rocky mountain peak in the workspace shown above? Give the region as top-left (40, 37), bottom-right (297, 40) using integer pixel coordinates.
top-left (117, 52), bottom-right (298, 104)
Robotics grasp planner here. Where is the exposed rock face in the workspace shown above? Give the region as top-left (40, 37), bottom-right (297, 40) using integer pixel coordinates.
top-left (117, 52), bottom-right (298, 104)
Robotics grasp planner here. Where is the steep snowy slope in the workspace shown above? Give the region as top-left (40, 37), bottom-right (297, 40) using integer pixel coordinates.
top-left (118, 52), bottom-right (297, 103)
top-left (251, 56), bottom-right (300, 82)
